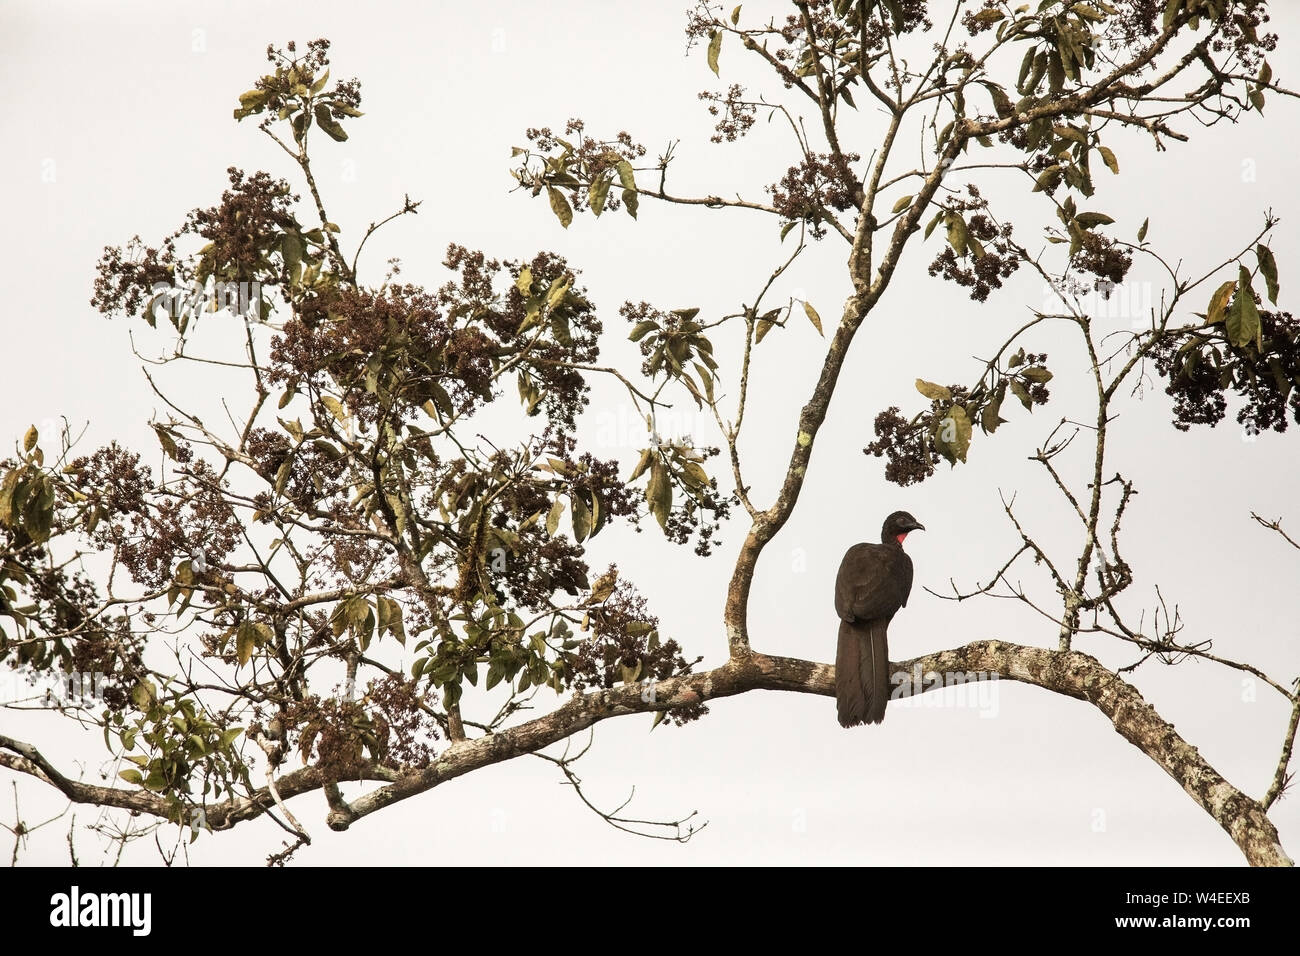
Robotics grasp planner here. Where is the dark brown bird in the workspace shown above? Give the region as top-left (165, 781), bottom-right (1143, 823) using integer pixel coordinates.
top-left (834, 511), bottom-right (924, 727)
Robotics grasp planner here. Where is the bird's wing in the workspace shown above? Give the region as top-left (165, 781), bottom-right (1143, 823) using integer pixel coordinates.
top-left (898, 552), bottom-right (914, 608)
top-left (834, 543), bottom-right (913, 622)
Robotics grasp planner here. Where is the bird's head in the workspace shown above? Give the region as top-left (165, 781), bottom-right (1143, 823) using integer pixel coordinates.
top-left (881, 511), bottom-right (925, 546)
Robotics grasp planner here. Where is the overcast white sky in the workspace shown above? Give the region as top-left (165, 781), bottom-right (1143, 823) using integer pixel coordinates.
top-left (2, 1), bottom-right (1299, 865)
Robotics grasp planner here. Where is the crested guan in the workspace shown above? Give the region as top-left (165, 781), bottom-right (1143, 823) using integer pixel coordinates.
top-left (833, 511), bottom-right (924, 727)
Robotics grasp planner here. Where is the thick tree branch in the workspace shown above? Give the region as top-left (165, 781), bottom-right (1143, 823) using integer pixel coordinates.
top-left (6, 640), bottom-right (1289, 865)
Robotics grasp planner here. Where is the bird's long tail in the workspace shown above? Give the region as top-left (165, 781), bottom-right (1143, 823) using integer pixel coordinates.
top-left (836, 618), bottom-right (890, 727)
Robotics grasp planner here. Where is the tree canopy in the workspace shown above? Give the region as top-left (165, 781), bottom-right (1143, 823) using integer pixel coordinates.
top-left (2, 2), bottom-right (1298, 866)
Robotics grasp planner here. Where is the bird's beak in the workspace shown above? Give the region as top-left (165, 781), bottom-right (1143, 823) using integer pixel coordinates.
top-left (908, 520), bottom-right (926, 532)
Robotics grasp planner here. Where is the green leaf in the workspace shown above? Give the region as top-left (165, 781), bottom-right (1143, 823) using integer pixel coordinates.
top-left (707, 29), bottom-right (722, 76)
top-left (681, 459), bottom-right (710, 488)
top-left (152, 424), bottom-right (179, 461)
top-left (0, 469), bottom-right (20, 527)
top-left (622, 188), bottom-right (638, 219)
top-left (1137, 217), bottom-right (1149, 242)
top-left (945, 213), bottom-right (969, 256)
top-left (22, 426), bottom-right (37, 452)
top-left (546, 187), bottom-right (573, 228)
top-left (21, 474), bottom-right (53, 543)
top-left (1097, 145), bottom-right (1119, 174)
top-left (1033, 165), bottom-right (1063, 193)
top-left (646, 458), bottom-right (672, 529)
top-left (923, 210), bottom-right (944, 240)
top-left (1256, 244), bottom-right (1279, 304)
top-left (278, 417), bottom-right (304, 443)
top-left (693, 361), bottom-right (716, 403)
top-left (131, 679), bottom-right (157, 709)
top-left (588, 173), bottom-right (612, 216)
top-left (1021, 367), bottom-right (1053, 383)
top-left (629, 320), bottom-right (659, 343)
top-left (282, 232), bottom-right (305, 284)
top-left (571, 491), bottom-right (591, 542)
top-left (731, 5), bottom-right (742, 26)
top-left (1206, 279), bottom-right (1236, 326)
top-left (1074, 211), bottom-right (1114, 228)
top-left (1017, 47), bottom-right (1036, 91)
top-left (1052, 124), bottom-right (1087, 144)
top-left (589, 489), bottom-right (606, 537)
top-left (915, 379), bottom-right (952, 402)
top-left (615, 159), bottom-right (636, 192)
top-left (313, 104), bottom-right (348, 141)
top-left (318, 396), bottom-right (347, 426)
top-left (382, 596), bottom-right (406, 645)
top-left (982, 382), bottom-right (1006, 434)
top-left (934, 405), bottom-right (972, 464)
top-left (545, 275), bottom-right (572, 312)
top-left (1009, 379), bottom-right (1033, 410)
top-left (803, 301), bottom-right (824, 336)
top-left (1048, 49), bottom-right (1065, 92)
top-left (882, 0), bottom-right (904, 32)
top-left (1226, 266), bottom-right (1262, 349)
top-left (983, 82), bottom-right (1014, 118)
top-left (891, 194), bottom-right (914, 214)
top-left (119, 769), bottom-right (144, 786)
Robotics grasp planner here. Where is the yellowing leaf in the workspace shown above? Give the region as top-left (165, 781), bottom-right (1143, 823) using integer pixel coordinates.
top-left (707, 29), bottom-right (722, 76)
top-left (546, 498), bottom-right (564, 536)
top-left (915, 379), bottom-right (953, 402)
top-left (547, 186), bottom-right (573, 228)
top-left (1097, 145), bottom-right (1119, 174)
top-left (588, 173), bottom-right (612, 216)
top-left (321, 395), bottom-right (347, 424)
top-left (803, 301), bottom-right (824, 336)
top-left (236, 620), bottom-right (258, 667)
top-left (628, 448), bottom-right (654, 482)
top-left (934, 405), bottom-right (972, 464)
top-left (1206, 279), bottom-right (1236, 326)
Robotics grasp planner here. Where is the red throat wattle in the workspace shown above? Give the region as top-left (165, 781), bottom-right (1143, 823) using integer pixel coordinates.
top-left (895, 532), bottom-right (908, 546)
